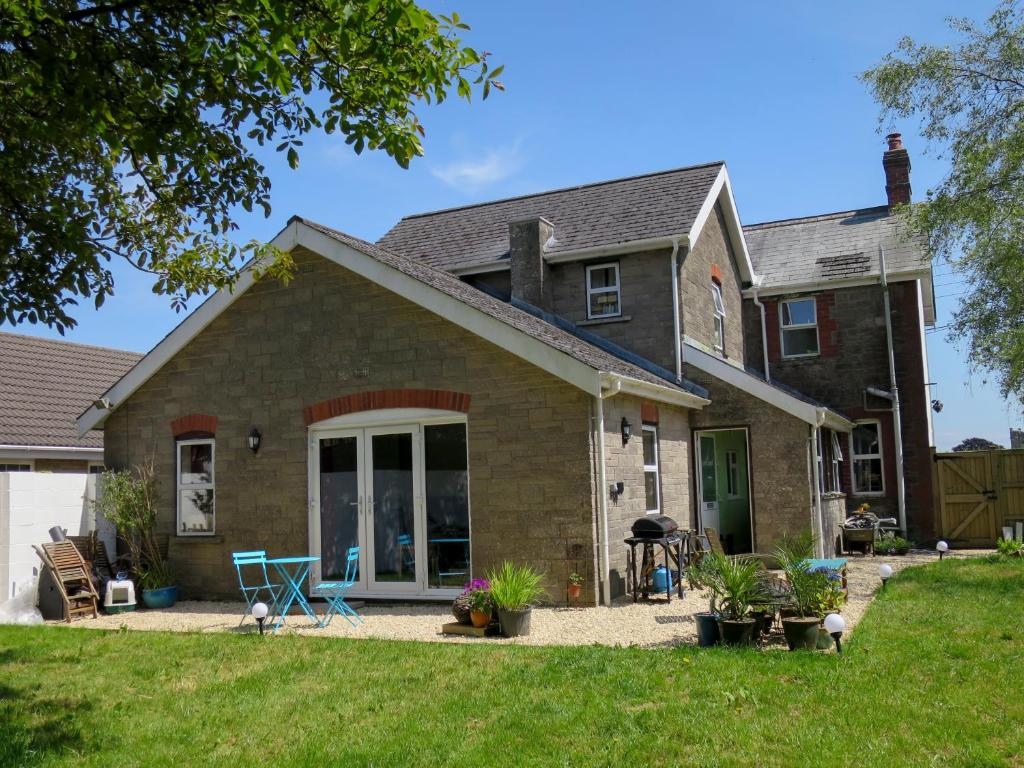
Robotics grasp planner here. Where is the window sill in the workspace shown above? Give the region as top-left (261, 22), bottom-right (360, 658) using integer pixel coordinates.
top-left (579, 314), bottom-right (631, 326)
top-left (822, 491), bottom-right (847, 499)
top-left (172, 534), bottom-right (224, 544)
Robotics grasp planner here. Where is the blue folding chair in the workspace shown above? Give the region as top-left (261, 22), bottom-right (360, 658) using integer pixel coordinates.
top-left (232, 550), bottom-right (281, 627)
top-left (318, 546), bottom-right (363, 628)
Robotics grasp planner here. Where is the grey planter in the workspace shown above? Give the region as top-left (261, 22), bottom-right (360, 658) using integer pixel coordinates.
top-left (497, 606), bottom-right (532, 637)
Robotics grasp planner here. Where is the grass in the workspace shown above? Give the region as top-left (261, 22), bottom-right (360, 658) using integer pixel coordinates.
top-left (1, 557), bottom-right (1023, 767)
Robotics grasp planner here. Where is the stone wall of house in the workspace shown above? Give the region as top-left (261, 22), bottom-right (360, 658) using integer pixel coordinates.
top-left (682, 203), bottom-right (745, 361)
top-left (547, 249), bottom-right (677, 373)
top-left (821, 493), bottom-right (847, 557)
top-left (103, 246), bottom-right (599, 601)
top-left (684, 365), bottom-right (815, 553)
top-left (599, 395), bottom-right (691, 597)
top-left (741, 280), bottom-right (934, 538)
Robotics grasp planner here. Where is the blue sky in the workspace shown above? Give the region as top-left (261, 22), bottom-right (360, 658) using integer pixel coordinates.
top-left (7, 1), bottom-right (1019, 448)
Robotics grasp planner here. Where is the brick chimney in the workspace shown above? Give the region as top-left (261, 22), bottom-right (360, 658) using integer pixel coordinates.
top-left (509, 216), bottom-right (554, 309)
top-left (883, 132), bottom-right (912, 211)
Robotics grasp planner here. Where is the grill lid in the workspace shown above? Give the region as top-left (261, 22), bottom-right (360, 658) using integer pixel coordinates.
top-left (631, 515), bottom-right (679, 539)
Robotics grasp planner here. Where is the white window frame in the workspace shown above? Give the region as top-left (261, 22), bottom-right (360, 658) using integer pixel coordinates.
top-left (642, 424), bottom-right (661, 515)
top-left (176, 438), bottom-right (216, 536)
top-left (711, 282), bottom-right (726, 352)
top-left (585, 262), bottom-right (622, 320)
top-left (779, 297), bottom-right (820, 358)
top-left (0, 462), bottom-right (32, 472)
top-left (849, 420), bottom-right (885, 496)
top-left (830, 431), bottom-right (843, 493)
top-left (725, 449), bottom-right (739, 498)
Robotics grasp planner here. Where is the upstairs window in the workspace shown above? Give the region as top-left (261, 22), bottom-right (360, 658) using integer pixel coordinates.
top-left (780, 298), bottom-right (819, 358)
top-left (177, 439), bottom-right (215, 534)
top-left (586, 263), bottom-right (621, 319)
top-left (850, 421), bottom-right (884, 495)
top-left (711, 282), bottom-right (726, 351)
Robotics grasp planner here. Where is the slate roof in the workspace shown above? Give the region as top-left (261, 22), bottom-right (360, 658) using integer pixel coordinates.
top-left (743, 206), bottom-right (929, 291)
top-left (0, 332), bottom-right (142, 449)
top-left (297, 217), bottom-right (708, 399)
top-left (377, 162), bottom-right (724, 271)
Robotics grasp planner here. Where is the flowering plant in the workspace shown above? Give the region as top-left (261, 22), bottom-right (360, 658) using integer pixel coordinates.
top-left (857, 502), bottom-right (871, 513)
top-left (462, 578), bottom-right (493, 613)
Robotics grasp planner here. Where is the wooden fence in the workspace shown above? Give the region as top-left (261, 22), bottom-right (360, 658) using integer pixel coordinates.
top-left (934, 448), bottom-right (1024, 546)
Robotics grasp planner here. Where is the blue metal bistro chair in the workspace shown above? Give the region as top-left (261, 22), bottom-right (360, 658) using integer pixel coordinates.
top-left (318, 546), bottom-right (363, 628)
top-left (232, 550), bottom-right (281, 627)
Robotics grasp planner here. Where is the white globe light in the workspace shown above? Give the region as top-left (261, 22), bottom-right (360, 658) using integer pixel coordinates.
top-left (252, 602), bottom-right (269, 620)
top-left (936, 540), bottom-right (949, 553)
top-left (879, 564), bottom-right (893, 579)
top-left (824, 613), bottom-right (846, 635)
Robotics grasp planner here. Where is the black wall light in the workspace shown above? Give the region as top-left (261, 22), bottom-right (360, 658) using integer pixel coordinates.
top-left (620, 417), bottom-right (632, 445)
top-left (247, 428), bottom-right (262, 454)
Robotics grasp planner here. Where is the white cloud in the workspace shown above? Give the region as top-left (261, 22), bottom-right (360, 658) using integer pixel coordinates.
top-left (430, 141), bottom-right (524, 191)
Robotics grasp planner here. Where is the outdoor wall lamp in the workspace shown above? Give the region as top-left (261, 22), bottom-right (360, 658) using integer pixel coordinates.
top-left (824, 613), bottom-right (846, 654)
top-left (610, 481), bottom-right (624, 502)
top-left (878, 563), bottom-right (893, 590)
top-left (248, 428), bottom-right (262, 454)
top-left (936, 540), bottom-right (949, 560)
top-left (621, 417), bottom-right (632, 445)
top-left (252, 601), bottom-right (269, 635)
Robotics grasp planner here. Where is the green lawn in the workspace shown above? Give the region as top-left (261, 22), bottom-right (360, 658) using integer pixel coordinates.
top-left (2, 558), bottom-right (1023, 767)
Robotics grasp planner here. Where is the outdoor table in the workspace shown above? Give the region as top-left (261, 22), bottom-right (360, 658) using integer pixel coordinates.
top-left (265, 555), bottom-right (320, 632)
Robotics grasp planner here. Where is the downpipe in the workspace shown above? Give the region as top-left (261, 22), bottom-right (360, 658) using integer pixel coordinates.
top-left (593, 379), bottom-right (621, 607)
top-left (810, 412), bottom-right (826, 558)
top-left (670, 238), bottom-right (684, 382)
top-left (751, 278), bottom-right (770, 382)
top-left (879, 245), bottom-right (908, 535)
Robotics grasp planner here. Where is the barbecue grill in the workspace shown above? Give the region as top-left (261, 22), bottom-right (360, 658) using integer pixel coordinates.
top-left (631, 515), bottom-right (679, 539)
top-left (624, 515), bottom-right (684, 602)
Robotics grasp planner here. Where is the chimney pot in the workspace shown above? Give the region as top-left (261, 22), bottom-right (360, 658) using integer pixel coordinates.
top-left (886, 132), bottom-right (904, 151)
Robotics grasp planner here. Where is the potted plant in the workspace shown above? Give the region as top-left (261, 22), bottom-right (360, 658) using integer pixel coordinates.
top-left (776, 531), bottom-right (826, 651)
top-left (93, 461), bottom-right (178, 609)
top-left (567, 571), bottom-right (584, 600)
top-left (811, 567), bottom-right (846, 649)
top-left (686, 555), bottom-right (723, 647)
top-left (466, 579), bottom-right (494, 628)
top-left (875, 533), bottom-right (911, 556)
top-left (488, 561), bottom-right (546, 637)
top-left (709, 554), bottom-right (768, 647)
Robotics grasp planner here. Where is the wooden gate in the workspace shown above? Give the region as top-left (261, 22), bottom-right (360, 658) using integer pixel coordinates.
top-left (934, 449), bottom-right (1024, 546)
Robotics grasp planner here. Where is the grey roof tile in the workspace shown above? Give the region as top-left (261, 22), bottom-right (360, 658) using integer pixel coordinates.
top-left (743, 206), bottom-right (929, 291)
top-left (377, 163), bottom-right (724, 271)
top-left (297, 217), bottom-right (707, 399)
top-left (0, 332), bottom-right (142, 448)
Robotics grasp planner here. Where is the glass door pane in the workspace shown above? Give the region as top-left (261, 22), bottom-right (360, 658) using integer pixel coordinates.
top-left (319, 435), bottom-right (361, 583)
top-left (369, 430), bottom-right (417, 588)
top-left (424, 423), bottom-right (470, 590)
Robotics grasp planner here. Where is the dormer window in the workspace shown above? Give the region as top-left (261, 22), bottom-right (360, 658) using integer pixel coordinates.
top-left (586, 263), bottom-right (621, 319)
top-left (780, 297), bottom-right (820, 358)
top-left (711, 282), bottom-right (726, 351)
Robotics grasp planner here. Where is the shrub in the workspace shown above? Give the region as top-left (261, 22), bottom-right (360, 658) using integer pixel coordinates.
top-left (875, 534), bottom-right (911, 555)
top-left (488, 561), bottom-right (546, 610)
top-left (996, 537), bottom-right (1024, 558)
top-left (707, 554), bottom-right (769, 621)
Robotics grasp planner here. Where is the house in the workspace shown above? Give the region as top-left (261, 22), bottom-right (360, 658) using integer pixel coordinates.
top-left (740, 133), bottom-right (935, 539)
top-left (0, 332), bottom-right (142, 599)
top-left (77, 139), bottom-right (930, 605)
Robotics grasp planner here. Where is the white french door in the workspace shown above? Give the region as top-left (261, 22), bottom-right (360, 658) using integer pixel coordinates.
top-left (309, 416), bottom-right (470, 599)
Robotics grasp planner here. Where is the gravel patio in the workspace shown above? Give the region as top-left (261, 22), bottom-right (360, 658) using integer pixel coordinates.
top-left (64, 550), bottom-right (979, 648)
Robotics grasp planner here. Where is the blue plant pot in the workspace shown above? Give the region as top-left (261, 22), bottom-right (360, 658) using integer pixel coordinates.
top-left (141, 586), bottom-right (179, 609)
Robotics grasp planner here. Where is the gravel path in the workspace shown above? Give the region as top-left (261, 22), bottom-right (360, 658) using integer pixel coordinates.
top-left (61, 550), bottom-right (983, 649)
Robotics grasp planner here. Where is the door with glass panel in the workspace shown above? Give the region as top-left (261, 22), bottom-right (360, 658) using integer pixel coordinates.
top-left (311, 420), bottom-right (470, 596)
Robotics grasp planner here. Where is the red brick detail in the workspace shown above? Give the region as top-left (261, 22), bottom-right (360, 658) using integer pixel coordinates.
top-left (764, 298), bottom-right (782, 364)
top-left (710, 263), bottom-right (723, 284)
top-left (303, 389), bottom-right (472, 425)
top-left (170, 413), bottom-right (218, 437)
top-left (640, 402), bottom-right (659, 424)
top-left (815, 291), bottom-right (839, 358)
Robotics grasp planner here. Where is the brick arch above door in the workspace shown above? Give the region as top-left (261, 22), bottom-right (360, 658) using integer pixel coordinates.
top-left (302, 389), bottom-right (472, 426)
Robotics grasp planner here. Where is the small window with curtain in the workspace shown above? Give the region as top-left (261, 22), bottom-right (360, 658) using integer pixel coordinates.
top-left (780, 297), bottom-right (819, 358)
top-left (586, 263), bottom-right (621, 319)
top-left (850, 421), bottom-right (884, 494)
top-left (711, 282), bottom-right (726, 351)
top-left (177, 439), bottom-right (215, 534)
top-left (830, 431), bottom-right (843, 493)
top-left (642, 425), bottom-right (660, 514)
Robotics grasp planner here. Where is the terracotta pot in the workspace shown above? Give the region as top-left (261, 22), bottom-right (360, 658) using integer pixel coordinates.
top-left (470, 609), bottom-right (492, 628)
top-left (567, 583), bottom-right (582, 599)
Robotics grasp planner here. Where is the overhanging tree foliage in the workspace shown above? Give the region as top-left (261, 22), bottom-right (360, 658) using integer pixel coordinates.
top-left (0, 1), bottom-right (502, 331)
top-left (861, 1), bottom-right (1024, 407)
top-left (952, 436), bottom-right (1004, 452)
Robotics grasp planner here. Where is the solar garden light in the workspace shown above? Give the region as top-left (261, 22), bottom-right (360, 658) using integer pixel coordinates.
top-left (878, 563), bottom-right (893, 590)
top-left (252, 602), bottom-right (269, 635)
top-left (936, 540), bottom-right (950, 560)
top-left (824, 613), bottom-right (846, 655)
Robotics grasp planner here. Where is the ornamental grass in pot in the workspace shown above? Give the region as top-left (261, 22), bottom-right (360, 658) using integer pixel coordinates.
top-left (708, 554), bottom-right (768, 647)
top-left (776, 531), bottom-right (827, 651)
top-left (488, 561), bottom-right (546, 637)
